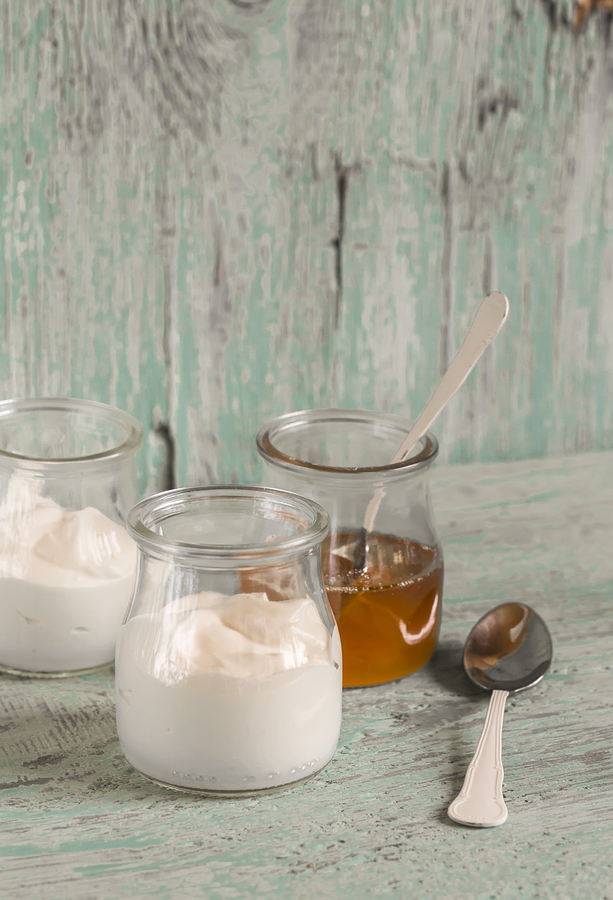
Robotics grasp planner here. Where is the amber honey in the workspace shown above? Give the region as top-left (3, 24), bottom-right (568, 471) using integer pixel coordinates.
top-left (321, 532), bottom-right (443, 688)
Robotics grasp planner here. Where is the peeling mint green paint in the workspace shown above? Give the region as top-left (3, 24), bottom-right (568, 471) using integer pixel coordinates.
top-left (1, 1), bottom-right (613, 491)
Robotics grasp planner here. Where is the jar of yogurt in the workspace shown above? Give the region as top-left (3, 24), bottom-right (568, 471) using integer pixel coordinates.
top-left (115, 485), bottom-right (341, 796)
top-left (0, 397), bottom-right (143, 676)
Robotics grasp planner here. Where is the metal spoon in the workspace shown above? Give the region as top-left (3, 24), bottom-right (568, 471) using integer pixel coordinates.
top-left (389, 291), bottom-right (509, 467)
top-left (358, 292), bottom-right (509, 553)
top-left (447, 602), bottom-right (553, 828)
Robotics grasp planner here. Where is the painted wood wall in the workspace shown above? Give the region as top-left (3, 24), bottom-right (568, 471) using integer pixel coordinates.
top-left (2, 0), bottom-right (612, 494)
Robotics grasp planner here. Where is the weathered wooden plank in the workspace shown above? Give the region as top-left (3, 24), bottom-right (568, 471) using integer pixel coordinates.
top-left (1, 1), bottom-right (613, 493)
top-left (0, 452), bottom-right (611, 898)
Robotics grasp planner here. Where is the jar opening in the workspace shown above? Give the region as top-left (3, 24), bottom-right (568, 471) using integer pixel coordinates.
top-left (127, 486), bottom-right (330, 563)
top-left (256, 408), bottom-right (438, 475)
top-left (0, 398), bottom-right (143, 466)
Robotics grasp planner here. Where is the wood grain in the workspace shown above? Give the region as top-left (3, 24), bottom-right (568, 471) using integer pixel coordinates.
top-left (0, 452), bottom-right (611, 898)
top-left (1, 1), bottom-right (613, 494)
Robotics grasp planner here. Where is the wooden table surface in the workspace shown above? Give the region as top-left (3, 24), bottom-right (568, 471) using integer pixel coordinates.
top-left (1, 452), bottom-right (612, 899)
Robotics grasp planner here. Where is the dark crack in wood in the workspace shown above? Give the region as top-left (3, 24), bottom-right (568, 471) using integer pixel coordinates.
top-left (332, 157), bottom-right (348, 331)
top-left (154, 422), bottom-right (177, 491)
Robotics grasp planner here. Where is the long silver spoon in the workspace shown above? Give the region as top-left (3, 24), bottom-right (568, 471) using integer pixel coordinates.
top-left (361, 292), bottom-right (509, 538)
top-left (447, 602), bottom-right (553, 828)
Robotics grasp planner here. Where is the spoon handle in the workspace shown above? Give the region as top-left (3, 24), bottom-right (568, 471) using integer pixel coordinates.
top-left (391, 291), bottom-right (509, 464)
top-left (361, 292), bottom-right (509, 535)
top-left (447, 689), bottom-right (509, 828)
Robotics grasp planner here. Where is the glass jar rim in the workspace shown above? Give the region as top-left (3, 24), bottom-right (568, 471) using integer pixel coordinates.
top-left (127, 485), bottom-right (330, 563)
top-left (256, 408), bottom-right (439, 476)
top-left (0, 397), bottom-right (143, 468)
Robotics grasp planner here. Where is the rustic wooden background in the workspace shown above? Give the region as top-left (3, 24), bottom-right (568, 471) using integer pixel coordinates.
top-left (2, 0), bottom-right (613, 494)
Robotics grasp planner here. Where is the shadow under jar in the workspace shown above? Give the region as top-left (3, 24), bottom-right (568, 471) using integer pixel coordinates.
top-left (115, 485), bottom-right (342, 796)
top-left (0, 397), bottom-right (143, 677)
top-left (256, 409), bottom-right (443, 688)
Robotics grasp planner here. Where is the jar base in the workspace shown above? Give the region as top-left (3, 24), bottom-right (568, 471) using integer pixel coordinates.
top-left (130, 764), bottom-right (329, 798)
top-left (0, 661), bottom-right (114, 679)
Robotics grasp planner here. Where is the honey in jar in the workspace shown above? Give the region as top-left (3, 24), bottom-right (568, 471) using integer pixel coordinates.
top-left (322, 532), bottom-right (443, 687)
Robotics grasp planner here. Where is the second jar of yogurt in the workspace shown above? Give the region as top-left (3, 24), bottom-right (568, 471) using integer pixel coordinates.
top-left (0, 397), bottom-right (142, 677)
top-left (115, 485), bottom-right (342, 796)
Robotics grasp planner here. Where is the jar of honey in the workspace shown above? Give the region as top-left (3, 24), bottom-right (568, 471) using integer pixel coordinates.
top-left (256, 408), bottom-right (443, 688)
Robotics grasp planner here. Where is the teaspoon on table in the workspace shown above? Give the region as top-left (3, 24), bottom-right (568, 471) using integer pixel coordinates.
top-left (447, 602), bottom-right (553, 828)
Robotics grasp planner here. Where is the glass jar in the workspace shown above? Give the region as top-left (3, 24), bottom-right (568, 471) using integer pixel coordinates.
top-left (256, 408), bottom-right (443, 688)
top-left (0, 397), bottom-right (143, 677)
top-left (115, 485), bottom-right (341, 796)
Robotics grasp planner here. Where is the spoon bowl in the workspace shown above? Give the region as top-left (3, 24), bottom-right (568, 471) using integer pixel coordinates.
top-left (464, 602), bottom-right (553, 693)
top-left (447, 602), bottom-right (553, 828)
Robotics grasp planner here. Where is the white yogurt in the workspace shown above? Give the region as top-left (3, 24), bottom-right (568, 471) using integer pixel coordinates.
top-left (115, 591), bottom-right (342, 792)
top-left (0, 475), bottom-right (137, 673)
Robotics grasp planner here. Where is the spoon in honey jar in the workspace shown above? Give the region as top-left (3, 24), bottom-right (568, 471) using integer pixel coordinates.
top-left (447, 602), bottom-right (553, 827)
top-left (356, 291), bottom-right (509, 568)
